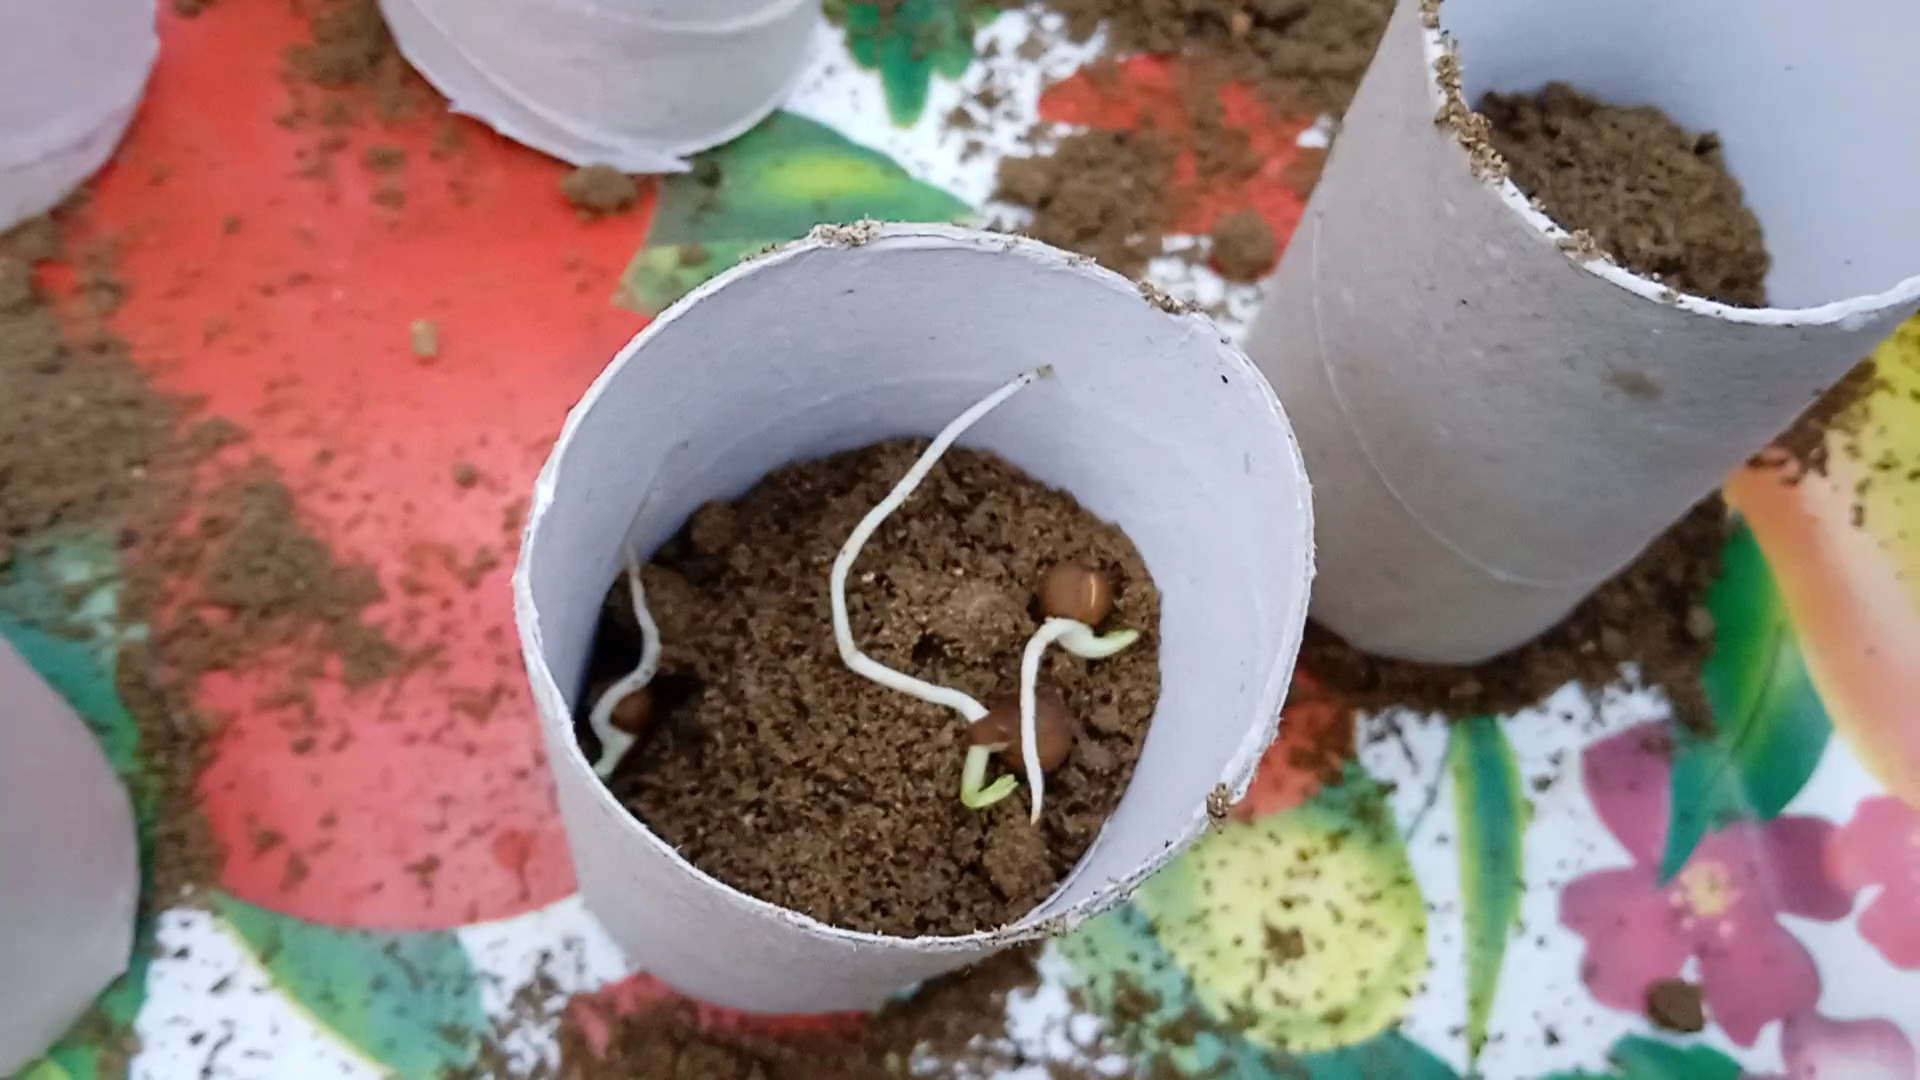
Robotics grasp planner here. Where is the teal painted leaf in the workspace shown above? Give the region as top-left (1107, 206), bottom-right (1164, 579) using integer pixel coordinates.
top-left (1449, 714), bottom-right (1528, 1061)
top-left (1057, 903), bottom-right (1272, 1077)
top-left (835, 0), bottom-right (1002, 125)
top-left (1541, 1035), bottom-right (1743, 1080)
top-left (1659, 522), bottom-right (1832, 880)
top-left (210, 891), bottom-right (485, 1076)
top-left (617, 111), bottom-right (971, 316)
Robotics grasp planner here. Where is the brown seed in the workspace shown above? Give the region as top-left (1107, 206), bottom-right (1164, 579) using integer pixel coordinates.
top-left (590, 681), bottom-right (654, 736)
top-left (1038, 562), bottom-right (1113, 625)
top-left (1644, 978), bottom-right (1704, 1034)
top-left (972, 688), bottom-right (1076, 772)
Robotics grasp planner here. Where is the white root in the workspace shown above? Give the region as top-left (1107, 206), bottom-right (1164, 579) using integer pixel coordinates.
top-left (830, 368), bottom-right (1048, 727)
top-left (590, 543), bottom-right (661, 779)
top-left (1018, 618), bottom-right (1141, 823)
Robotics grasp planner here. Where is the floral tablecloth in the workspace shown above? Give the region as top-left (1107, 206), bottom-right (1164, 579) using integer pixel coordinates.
top-left (7, 3), bottom-right (1919, 1078)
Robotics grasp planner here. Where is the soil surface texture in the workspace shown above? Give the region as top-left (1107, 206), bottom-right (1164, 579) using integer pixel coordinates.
top-left (583, 440), bottom-right (1161, 937)
top-left (1482, 82), bottom-right (1771, 307)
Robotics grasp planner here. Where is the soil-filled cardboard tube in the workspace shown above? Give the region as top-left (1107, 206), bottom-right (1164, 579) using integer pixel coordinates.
top-left (0, 640), bottom-right (140, 1074)
top-left (378, 0), bottom-right (820, 173)
top-left (0, 0), bottom-right (158, 230)
top-left (514, 223), bottom-right (1314, 1013)
top-left (1244, 0), bottom-right (1920, 665)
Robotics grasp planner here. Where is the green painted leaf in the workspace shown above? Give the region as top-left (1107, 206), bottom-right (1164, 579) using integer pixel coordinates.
top-left (835, 0), bottom-right (1001, 125)
top-left (1449, 714), bottom-right (1528, 1061)
top-left (1658, 522), bottom-right (1832, 880)
top-left (0, 536), bottom-right (141, 778)
top-left (617, 111), bottom-right (971, 316)
top-left (1541, 1035), bottom-right (1743, 1080)
top-left (1295, 1031), bottom-right (1463, 1080)
top-left (210, 891), bottom-right (485, 1076)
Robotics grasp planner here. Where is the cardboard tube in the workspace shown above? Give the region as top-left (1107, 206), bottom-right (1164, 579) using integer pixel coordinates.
top-left (514, 223), bottom-right (1314, 1013)
top-left (378, 0), bottom-right (820, 173)
top-left (0, 640), bottom-right (140, 1074)
top-left (0, 0), bottom-right (157, 230)
top-left (1244, 0), bottom-right (1920, 664)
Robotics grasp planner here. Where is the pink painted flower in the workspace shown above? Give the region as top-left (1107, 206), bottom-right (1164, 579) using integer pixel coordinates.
top-left (1750, 1011), bottom-right (1919, 1080)
top-left (1559, 723), bottom-right (1851, 1046)
top-left (1829, 796), bottom-right (1920, 970)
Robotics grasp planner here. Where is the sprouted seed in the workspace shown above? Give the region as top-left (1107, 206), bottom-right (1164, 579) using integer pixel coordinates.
top-left (829, 366), bottom-right (1142, 823)
top-left (974, 688), bottom-right (1075, 770)
top-left (1039, 562), bottom-right (1114, 625)
top-left (589, 543), bottom-right (660, 779)
top-left (1018, 617), bottom-right (1139, 822)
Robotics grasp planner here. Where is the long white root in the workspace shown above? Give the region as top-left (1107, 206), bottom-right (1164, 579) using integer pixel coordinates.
top-left (589, 543), bottom-right (661, 779)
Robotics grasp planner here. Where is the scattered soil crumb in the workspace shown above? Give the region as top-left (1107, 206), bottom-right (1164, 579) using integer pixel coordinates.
top-left (588, 440), bottom-right (1161, 937)
top-left (1645, 978), bottom-right (1705, 1034)
top-left (3, 211), bottom-right (419, 912)
top-left (1481, 83), bottom-right (1770, 307)
top-left (1209, 208), bottom-right (1278, 282)
top-left (1301, 495), bottom-right (1729, 731)
top-left (143, 460), bottom-right (416, 689)
top-left (561, 166), bottom-right (641, 216)
top-left (409, 317), bottom-right (439, 359)
top-left (1755, 359), bottom-right (1882, 479)
top-left (362, 144), bottom-right (406, 172)
top-left (451, 462), bottom-right (479, 489)
top-left (1037, 0), bottom-right (1394, 115)
top-left (1, 239), bottom-right (177, 567)
top-left (996, 129), bottom-right (1179, 279)
top-left (526, 946), bottom-right (1126, 1080)
top-left (286, 0), bottom-right (392, 89)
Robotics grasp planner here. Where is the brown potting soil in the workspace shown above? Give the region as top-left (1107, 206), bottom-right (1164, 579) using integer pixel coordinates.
top-left (520, 946), bottom-right (1127, 1080)
top-left (991, 0), bottom-right (1387, 279)
top-left (559, 165), bottom-right (643, 216)
top-left (1209, 208), bottom-right (1278, 282)
top-left (1038, 0), bottom-right (1394, 116)
top-left (3, 211), bottom-right (414, 907)
top-left (996, 128), bottom-right (1182, 279)
top-left (583, 440), bottom-right (1162, 938)
top-left (1755, 359), bottom-right (1882, 480)
top-left (1300, 495), bottom-right (1730, 731)
top-left (1480, 82), bottom-right (1771, 308)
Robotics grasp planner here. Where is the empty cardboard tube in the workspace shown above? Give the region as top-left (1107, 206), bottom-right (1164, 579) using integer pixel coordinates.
top-left (0, 0), bottom-right (157, 230)
top-left (378, 0), bottom-right (821, 173)
top-left (514, 223), bottom-right (1314, 1013)
top-left (1245, 0), bottom-right (1920, 665)
top-left (0, 639), bottom-right (140, 1074)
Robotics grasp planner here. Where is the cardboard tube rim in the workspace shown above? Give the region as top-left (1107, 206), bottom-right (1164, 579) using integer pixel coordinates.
top-left (527, 0), bottom-right (817, 34)
top-left (1418, 19), bottom-right (1920, 327)
top-left (514, 222), bottom-right (1311, 950)
top-left (381, 0), bottom-right (817, 171)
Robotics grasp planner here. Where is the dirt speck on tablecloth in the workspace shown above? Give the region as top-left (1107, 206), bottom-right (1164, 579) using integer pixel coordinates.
top-left (561, 166), bottom-right (642, 216)
top-left (1209, 208), bottom-right (1278, 282)
top-left (588, 440), bottom-right (1161, 938)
